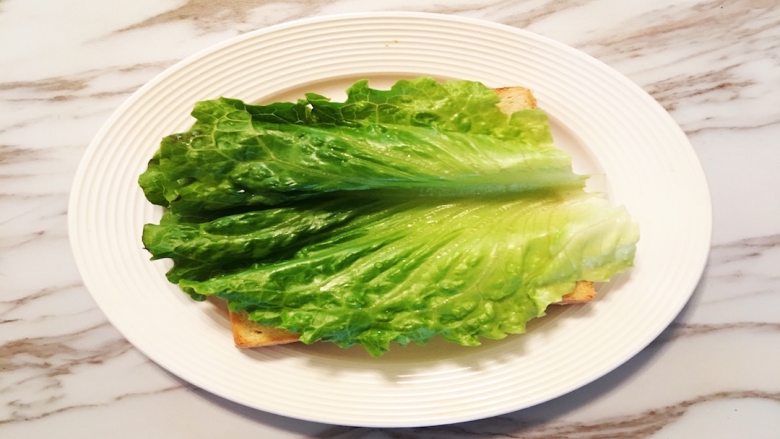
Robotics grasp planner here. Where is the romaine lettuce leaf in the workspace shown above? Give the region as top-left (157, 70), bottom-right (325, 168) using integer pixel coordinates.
top-left (138, 78), bottom-right (583, 213)
top-left (177, 192), bottom-right (637, 356)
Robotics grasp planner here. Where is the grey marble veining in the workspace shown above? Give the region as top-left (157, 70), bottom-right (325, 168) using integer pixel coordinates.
top-left (2, 0), bottom-right (779, 437)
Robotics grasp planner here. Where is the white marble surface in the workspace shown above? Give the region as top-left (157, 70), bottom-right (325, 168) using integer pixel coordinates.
top-left (1, 0), bottom-right (779, 437)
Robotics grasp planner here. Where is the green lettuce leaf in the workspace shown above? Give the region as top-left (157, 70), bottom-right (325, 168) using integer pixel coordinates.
top-left (177, 192), bottom-right (637, 356)
top-left (138, 78), bottom-right (583, 213)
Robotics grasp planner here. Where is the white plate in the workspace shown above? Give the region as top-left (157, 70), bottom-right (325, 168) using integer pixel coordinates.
top-left (69, 13), bottom-right (711, 427)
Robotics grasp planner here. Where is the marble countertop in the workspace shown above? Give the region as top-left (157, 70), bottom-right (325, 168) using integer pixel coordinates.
top-left (2, 1), bottom-right (779, 437)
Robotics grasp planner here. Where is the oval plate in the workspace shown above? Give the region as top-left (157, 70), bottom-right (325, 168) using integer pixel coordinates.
top-left (69, 12), bottom-right (711, 427)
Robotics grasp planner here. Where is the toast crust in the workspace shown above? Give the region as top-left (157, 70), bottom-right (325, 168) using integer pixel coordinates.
top-left (494, 86), bottom-right (538, 114)
top-left (230, 85), bottom-right (596, 347)
top-left (230, 311), bottom-right (300, 347)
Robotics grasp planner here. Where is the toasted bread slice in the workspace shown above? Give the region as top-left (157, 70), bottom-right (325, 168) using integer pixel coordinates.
top-left (230, 311), bottom-right (300, 347)
top-left (230, 86), bottom-right (595, 347)
top-left (556, 280), bottom-right (597, 304)
top-left (494, 86), bottom-right (538, 114)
